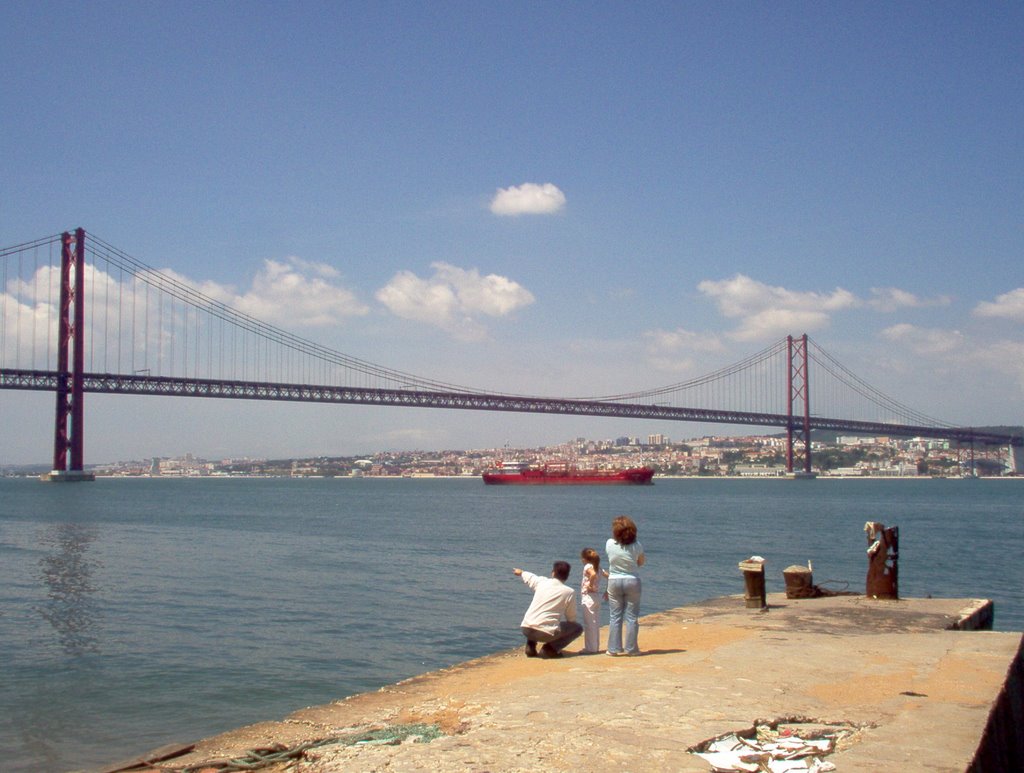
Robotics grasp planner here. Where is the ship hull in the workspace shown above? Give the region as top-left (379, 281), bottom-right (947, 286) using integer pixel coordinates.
top-left (482, 467), bottom-right (654, 485)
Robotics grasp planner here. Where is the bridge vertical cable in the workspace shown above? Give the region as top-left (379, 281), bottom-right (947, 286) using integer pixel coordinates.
top-left (1, 235), bottom-right (63, 373)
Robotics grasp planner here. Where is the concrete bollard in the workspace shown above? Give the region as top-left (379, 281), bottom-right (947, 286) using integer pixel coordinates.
top-left (738, 557), bottom-right (766, 608)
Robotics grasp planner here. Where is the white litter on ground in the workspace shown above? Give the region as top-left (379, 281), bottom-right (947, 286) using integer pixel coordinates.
top-left (691, 722), bottom-right (853, 772)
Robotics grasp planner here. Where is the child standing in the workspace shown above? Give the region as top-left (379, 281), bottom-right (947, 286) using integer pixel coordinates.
top-left (579, 548), bottom-right (604, 653)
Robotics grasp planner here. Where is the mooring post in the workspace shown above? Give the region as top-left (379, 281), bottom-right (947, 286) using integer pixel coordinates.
top-left (738, 556), bottom-right (767, 609)
top-left (865, 521), bottom-right (898, 599)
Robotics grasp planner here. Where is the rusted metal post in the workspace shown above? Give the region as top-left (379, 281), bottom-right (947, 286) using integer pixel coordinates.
top-left (738, 557), bottom-right (767, 608)
top-left (865, 521), bottom-right (898, 599)
top-left (784, 564), bottom-right (816, 598)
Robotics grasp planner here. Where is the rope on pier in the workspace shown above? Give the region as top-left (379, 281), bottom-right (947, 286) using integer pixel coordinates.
top-left (171, 723), bottom-right (444, 772)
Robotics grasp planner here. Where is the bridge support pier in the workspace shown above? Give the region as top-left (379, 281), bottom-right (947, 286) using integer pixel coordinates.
top-left (43, 228), bottom-right (93, 482)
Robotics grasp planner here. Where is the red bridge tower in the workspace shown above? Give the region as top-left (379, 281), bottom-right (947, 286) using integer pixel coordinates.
top-left (786, 333), bottom-right (812, 474)
top-left (43, 228), bottom-right (94, 482)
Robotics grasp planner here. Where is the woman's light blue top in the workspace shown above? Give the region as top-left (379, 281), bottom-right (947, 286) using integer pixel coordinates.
top-left (606, 538), bottom-right (645, 578)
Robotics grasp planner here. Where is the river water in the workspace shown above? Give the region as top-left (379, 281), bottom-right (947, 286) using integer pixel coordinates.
top-left (0, 476), bottom-right (1021, 771)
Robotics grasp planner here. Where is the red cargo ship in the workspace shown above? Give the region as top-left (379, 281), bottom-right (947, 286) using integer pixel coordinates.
top-left (482, 461), bottom-right (654, 485)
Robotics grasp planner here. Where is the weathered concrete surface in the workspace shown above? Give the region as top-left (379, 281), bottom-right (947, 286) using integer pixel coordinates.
top-left (120, 595), bottom-right (1023, 773)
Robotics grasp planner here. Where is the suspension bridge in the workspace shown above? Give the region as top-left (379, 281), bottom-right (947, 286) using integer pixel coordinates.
top-left (1, 229), bottom-right (1021, 480)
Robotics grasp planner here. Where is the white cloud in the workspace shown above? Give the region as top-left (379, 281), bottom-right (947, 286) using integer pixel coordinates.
top-left (489, 182), bottom-right (566, 216)
top-left (868, 287), bottom-right (951, 312)
top-left (972, 339), bottom-right (1024, 393)
top-left (375, 270), bottom-right (462, 328)
top-left (1, 283), bottom-right (53, 364)
top-left (376, 262), bottom-right (535, 341)
top-left (697, 274), bottom-right (857, 341)
top-left (231, 258), bottom-right (368, 326)
top-left (645, 328), bottom-right (698, 351)
top-left (157, 268), bottom-right (241, 306)
top-left (152, 259), bottom-right (367, 327)
top-left (644, 327), bottom-right (724, 354)
top-left (730, 308), bottom-right (832, 342)
top-left (974, 288), bottom-right (1024, 322)
top-left (432, 263), bottom-right (534, 316)
top-left (694, 276), bottom-right (956, 343)
top-left (642, 327), bottom-right (725, 374)
top-left (880, 323), bottom-right (965, 355)
top-left (881, 323), bottom-right (1024, 396)
top-left (284, 256), bottom-right (341, 280)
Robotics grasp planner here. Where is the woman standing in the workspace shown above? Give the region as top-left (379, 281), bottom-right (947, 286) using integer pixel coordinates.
top-left (605, 515), bottom-right (645, 656)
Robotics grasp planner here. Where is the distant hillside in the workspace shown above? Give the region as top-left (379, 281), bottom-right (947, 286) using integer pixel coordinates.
top-left (0, 463), bottom-right (51, 475)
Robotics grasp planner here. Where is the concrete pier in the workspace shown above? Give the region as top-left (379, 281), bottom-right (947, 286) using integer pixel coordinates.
top-left (39, 469), bottom-right (95, 482)
top-left (109, 595), bottom-right (1023, 772)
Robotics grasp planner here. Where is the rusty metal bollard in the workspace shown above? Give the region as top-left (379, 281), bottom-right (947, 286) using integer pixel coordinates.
top-left (864, 521), bottom-right (899, 599)
top-left (738, 556), bottom-right (767, 608)
top-left (784, 563), bottom-right (817, 598)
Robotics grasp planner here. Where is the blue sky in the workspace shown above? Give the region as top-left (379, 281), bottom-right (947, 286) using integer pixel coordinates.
top-left (2, 2), bottom-right (1023, 463)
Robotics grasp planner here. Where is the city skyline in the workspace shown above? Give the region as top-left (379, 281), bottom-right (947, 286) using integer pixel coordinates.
top-left (2, 3), bottom-right (1023, 464)
top-left (5, 425), bottom-right (1016, 479)
top-left (23, 429), bottom-right (1009, 480)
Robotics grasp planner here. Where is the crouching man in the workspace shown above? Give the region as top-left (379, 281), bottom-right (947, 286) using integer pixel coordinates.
top-left (513, 561), bottom-right (583, 658)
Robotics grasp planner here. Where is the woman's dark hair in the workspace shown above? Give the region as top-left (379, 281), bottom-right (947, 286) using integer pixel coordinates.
top-left (612, 515), bottom-right (638, 545)
top-left (552, 560), bottom-right (572, 581)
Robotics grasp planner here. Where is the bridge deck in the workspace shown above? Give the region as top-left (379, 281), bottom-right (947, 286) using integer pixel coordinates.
top-left (3, 367), bottom-right (1019, 446)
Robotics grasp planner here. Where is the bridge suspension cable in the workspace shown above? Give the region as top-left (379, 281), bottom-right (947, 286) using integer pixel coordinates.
top-left (85, 234), bottom-right (506, 396)
top-left (806, 337), bottom-right (957, 430)
top-left (3, 230), bottom-right (1019, 457)
top-left (581, 339), bottom-right (788, 408)
top-left (0, 233), bottom-right (63, 258)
